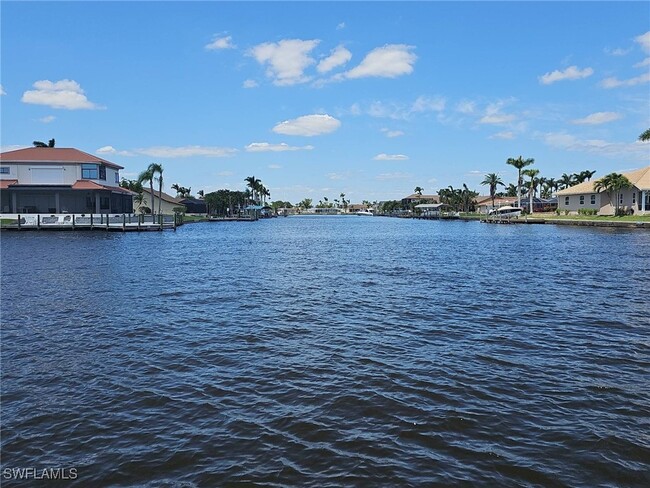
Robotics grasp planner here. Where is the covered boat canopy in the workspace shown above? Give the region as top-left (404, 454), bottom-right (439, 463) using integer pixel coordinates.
top-left (415, 203), bottom-right (454, 210)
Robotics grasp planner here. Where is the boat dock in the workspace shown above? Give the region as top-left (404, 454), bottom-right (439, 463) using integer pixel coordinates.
top-left (0, 213), bottom-right (180, 231)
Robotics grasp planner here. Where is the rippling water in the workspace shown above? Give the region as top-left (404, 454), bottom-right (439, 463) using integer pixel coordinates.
top-left (1, 217), bottom-right (649, 487)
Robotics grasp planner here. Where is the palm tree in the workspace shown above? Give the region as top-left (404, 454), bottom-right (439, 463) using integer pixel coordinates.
top-left (480, 173), bottom-right (504, 210)
top-left (559, 173), bottom-right (575, 190)
top-left (137, 167), bottom-right (155, 219)
top-left (506, 156), bottom-right (534, 208)
top-left (148, 163), bottom-right (164, 217)
top-left (414, 186), bottom-right (423, 196)
top-left (639, 128), bottom-right (650, 141)
top-left (583, 170), bottom-right (597, 181)
top-left (245, 176), bottom-right (261, 204)
top-left (522, 168), bottom-right (540, 213)
top-left (594, 173), bottom-right (632, 216)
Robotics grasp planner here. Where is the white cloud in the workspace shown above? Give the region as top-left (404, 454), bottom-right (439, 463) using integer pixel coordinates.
top-left (217, 171), bottom-right (234, 176)
top-left (381, 128), bottom-right (404, 138)
top-left (136, 146), bottom-right (238, 158)
top-left (539, 65), bottom-right (594, 85)
top-left (243, 79), bottom-right (259, 88)
top-left (272, 114), bottom-right (341, 136)
top-left (249, 39), bottom-right (319, 86)
top-left (571, 111), bottom-right (622, 125)
top-left (0, 85), bottom-right (5, 95)
top-left (205, 35), bottom-right (236, 50)
top-left (21, 79), bottom-right (103, 110)
top-left (268, 164), bottom-right (282, 169)
top-left (96, 146), bottom-right (134, 156)
top-left (245, 142), bottom-right (314, 152)
top-left (39, 115), bottom-right (56, 124)
top-left (635, 31), bottom-right (650, 53)
top-left (604, 47), bottom-right (629, 56)
top-left (541, 131), bottom-right (648, 159)
top-left (336, 22), bottom-right (346, 30)
top-left (600, 73), bottom-right (650, 88)
top-left (327, 172), bottom-right (346, 180)
top-left (375, 172), bottom-right (412, 180)
top-left (366, 95), bottom-right (445, 120)
top-left (345, 44), bottom-right (416, 79)
top-left (489, 131), bottom-right (515, 140)
top-left (373, 153), bottom-right (409, 161)
top-left (479, 101), bottom-right (516, 125)
top-left (317, 45), bottom-right (352, 73)
top-left (634, 57), bottom-right (650, 68)
top-left (456, 100), bottom-right (476, 114)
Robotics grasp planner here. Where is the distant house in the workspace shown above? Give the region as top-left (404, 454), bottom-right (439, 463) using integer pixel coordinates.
top-left (0, 147), bottom-right (133, 214)
top-left (135, 189), bottom-right (183, 214)
top-left (401, 193), bottom-right (439, 206)
top-left (557, 165), bottom-right (650, 215)
top-left (178, 197), bottom-right (207, 214)
top-left (347, 203), bottom-right (370, 213)
top-left (475, 196), bottom-right (518, 213)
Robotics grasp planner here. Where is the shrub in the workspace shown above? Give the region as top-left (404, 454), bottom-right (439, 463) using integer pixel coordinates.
top-left (578, 208), bottom-right (597, 216)
top-left (172, 206), bottom-right (187, 214)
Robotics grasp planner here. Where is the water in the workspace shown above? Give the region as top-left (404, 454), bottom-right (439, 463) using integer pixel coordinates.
top-left (1, 217), bottom-right (649, 487)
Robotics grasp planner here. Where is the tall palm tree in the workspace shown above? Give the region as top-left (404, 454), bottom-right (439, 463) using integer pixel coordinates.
top-left (522, 168), bottom-right (540, 213)
top-left (245, 176), bottom-right (261, 204)
top-left (583, 170), bottom-right (597, 181)
top-left (639, 128), bottom-right (650, 141)
top-left (594, 173), bottom-right (632, 216)
top-left (414, 186), bottom-right (423, 196)
top-left (559, 173), bottom-right (575, 190)
top-left (480, 173), bottom-right (504, 210)
top-left (506, 156), bottom-right (534, 208)
top-left (148, 163), bottom-right (164, 218)
top-left (137, 167), bottom-right (155, 219)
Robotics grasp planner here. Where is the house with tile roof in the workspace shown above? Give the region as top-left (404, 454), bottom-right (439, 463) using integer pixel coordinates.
top-left (0, 147), bottom-right (133, 214)
top-left (556, 165), bottom-right (650, 216)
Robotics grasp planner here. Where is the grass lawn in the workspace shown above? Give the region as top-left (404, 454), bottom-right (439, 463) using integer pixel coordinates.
top-left (180, 214), bottom-right (210, 223)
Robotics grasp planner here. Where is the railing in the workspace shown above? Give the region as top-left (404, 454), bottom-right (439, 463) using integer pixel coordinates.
top-left (0, 213), bottom-right (179, 231)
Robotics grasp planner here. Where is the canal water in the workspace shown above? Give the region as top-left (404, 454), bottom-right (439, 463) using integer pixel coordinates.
top-left (1, 217), bottom-right (649, 487)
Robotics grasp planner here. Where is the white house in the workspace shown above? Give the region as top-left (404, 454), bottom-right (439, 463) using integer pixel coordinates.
top-left (0, 147), bottom-right (133, 214)
top-left (557, 165), bottom-right (650, 216)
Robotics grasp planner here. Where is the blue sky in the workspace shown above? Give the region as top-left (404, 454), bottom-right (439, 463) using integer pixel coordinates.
top-left (2, 1), bottom-right (649, 203)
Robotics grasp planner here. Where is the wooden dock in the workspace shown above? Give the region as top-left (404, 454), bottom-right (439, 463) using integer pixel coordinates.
top-left (0, 213), bottom-right (179, 231)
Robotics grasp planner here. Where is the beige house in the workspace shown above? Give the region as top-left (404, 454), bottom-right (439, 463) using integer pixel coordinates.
top-left (475, 196), bottom-right (518, 214)
top-left (557, 165), bottom-right (650, 216)
top-left (134, 189), bottom-right (183, 214)
top-left (401, 193), bottom-right (439, 206)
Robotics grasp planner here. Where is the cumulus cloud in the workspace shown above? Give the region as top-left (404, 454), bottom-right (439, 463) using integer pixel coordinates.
top-left (272, 114), bottom-right (341, 136)
top-left (249, 39), bottom-right (320, 86)
top-left (373, 153), bottom-right (409, 161)
top-left (479, 101), bottom-right (516, 125)
top-left (539, 65), bottom-right (594, 85)
top-left (136, 146), bottom-right (238, 158)
top-left (604, 47), bottom-right (629, 56)
top-left (205, 35), bottom-right (236, 50)
top-left (242, 79), bottom-right (259, 88)
top-left (600, 73), bottom-right (650, 88)
top-left (39, 115), bottom-right (56, 123)
top-left (375, 172), bottom-right (412, 180)
top-left (317, 45), bottom-right (352, 73)
top-left (21, 79), bottom-right (103, 110)
top-left (268, 164), bottom-right (282, 169)
top-left (0, 85), bottom-right (5, 95)
top-left (571, 112), bottom-right (622, 125)
top-left (345, 44), bottom-right (416, 79)
top-left (96, 145), bottom-right (134, 156)
top-left (456, 100), bottom-right (476, 114)
top-left (336, 22), bottom-right (346, 30)
top-left (635, 31), bottom-right (650, 53)
top-left (244, 142), bottom-right (314, 152)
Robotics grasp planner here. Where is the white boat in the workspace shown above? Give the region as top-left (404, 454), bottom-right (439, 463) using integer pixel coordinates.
top-left (488, 206), bottom-right (523, 219)
top-left (355, 210), bottom-right (374, 216)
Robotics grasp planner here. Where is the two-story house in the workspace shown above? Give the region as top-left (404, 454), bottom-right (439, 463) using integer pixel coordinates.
top-left (0, 147), bottom-right (133, 214)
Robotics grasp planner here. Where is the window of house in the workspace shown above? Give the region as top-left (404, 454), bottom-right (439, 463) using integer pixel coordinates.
top-left (0, 167), bottom-right (10, 174)
top-left (81, 164), bottom-right (106, 180)
top-left (564, 196), bottom-right (570, 206)
top-left (619, 193), bottom-right (624, 205)
top-left (114, 172), bottom-right (119, 184)
top-left (81, 164), bottom-right (98, 179)
top-left (579, 195), bottom-right (584, 205)
top-left (590, 194), bottom-right (596, 205)
top-left (632, 192), bottom-right (636, 204)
